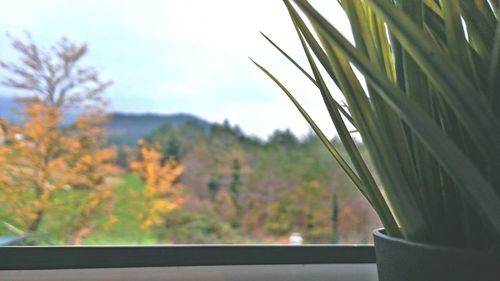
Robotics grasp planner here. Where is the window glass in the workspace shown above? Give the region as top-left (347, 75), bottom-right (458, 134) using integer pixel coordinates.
top-left (0, 0), bottom-right (381, 245)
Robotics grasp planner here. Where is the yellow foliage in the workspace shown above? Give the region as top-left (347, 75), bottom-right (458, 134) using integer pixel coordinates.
top-left (103, 215), bottom-right (119, 232)
top-left (131, 142), bottom-right (185, 231)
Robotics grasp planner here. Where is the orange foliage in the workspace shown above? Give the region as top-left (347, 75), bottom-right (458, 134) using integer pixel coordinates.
top-left (0, 36), bottom-right (118, 244)
top-left (0, 102), bottom-right (118, 240)
top-left (130, 141), bottom-right (184, 231)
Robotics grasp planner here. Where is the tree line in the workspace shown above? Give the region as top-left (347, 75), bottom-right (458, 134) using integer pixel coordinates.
top-left (0, 36), bottom-right (380, 245)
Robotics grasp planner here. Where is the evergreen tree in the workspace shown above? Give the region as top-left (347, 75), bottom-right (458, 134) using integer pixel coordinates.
top-left (164, 136), bottom-right (181, 161)
top-left (331, 194), bottom-right (340, 243)
top-left (207, 174), bottom-right (221, 200)
top-left (268, 129), bottom-right (299, 149)
top-left (229, 158), bottom-right (242, 213)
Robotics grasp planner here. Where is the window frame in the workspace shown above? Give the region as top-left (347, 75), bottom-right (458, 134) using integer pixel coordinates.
top-left (0, 245), bottom-right (375, 270)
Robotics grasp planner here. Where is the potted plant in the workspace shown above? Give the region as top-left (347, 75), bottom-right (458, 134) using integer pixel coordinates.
top-left (253, 0), bottom-right (500, 280)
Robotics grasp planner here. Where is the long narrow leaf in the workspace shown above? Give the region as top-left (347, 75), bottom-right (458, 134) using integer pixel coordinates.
top-left (362, 0), bottom-right (500, 190)
top-left (288, 8), bottom-right (400, 234)
top-left (260, 32), bottom-right (354, 124)
top-left (490, 20), bottom-right (500, 115)
top-left (287, 2), bottom-right (428, 238)
top-left (250, 58), bottom-right (365, 192)
top-left (260, 32), bottom-right (316, 85)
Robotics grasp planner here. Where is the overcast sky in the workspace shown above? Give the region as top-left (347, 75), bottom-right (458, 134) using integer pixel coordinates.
top-left (0, 0), bottom-right (352, 139)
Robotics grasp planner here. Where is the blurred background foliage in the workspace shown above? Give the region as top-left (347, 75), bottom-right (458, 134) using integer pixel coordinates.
top-left (0, 35), bottom-right (380, 245)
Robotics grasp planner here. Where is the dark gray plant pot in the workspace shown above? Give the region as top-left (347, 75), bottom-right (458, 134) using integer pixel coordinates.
top-left (373, 228), bottom-right (500, 281)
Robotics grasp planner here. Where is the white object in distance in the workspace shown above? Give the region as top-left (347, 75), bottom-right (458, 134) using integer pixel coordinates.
top-left (288, 233), bottom-right (303, 245)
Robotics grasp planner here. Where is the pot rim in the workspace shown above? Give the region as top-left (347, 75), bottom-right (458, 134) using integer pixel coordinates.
top-left (373, 228), bottom-right (500, 256)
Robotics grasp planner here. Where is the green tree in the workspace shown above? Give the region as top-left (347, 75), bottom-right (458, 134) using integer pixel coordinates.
top-left (229, 158), bottom-right (242, 213)
top-left (164, 136), bottom-right (181, 161)
top-left (207, 174), bottom-right (221, 200)
top-left (265, 180), bottom-right (327, 241)
top-left (331, 194), bottom-right (339, 243)
top-left (268, 129), bottom-right (299, 149)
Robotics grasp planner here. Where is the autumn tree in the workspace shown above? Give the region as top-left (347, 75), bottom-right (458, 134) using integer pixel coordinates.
top-left (130, 141), bottom-right (184, 232)
top-left (265, 180), bottom-right (330, 242)
top-left (214, 190), bottom-right (237, 223)
top-left (0, 35), bottom-right (117, 243)
top-left (62, 115), bottom-right (120, 244)
top-left (0, 118), bottom-right (7, 145)
top-left (1, 34), bottom-right (111, 108)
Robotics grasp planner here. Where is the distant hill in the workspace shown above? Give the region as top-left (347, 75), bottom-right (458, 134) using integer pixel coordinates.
top-left (146, 118), bottom-right (262, 161)
top-left (0, 96), bottom-right (21, 122)
top-left (0, 96), bottom-right (211, 146)
top-left (107, 113), bottom-right (210, 146)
